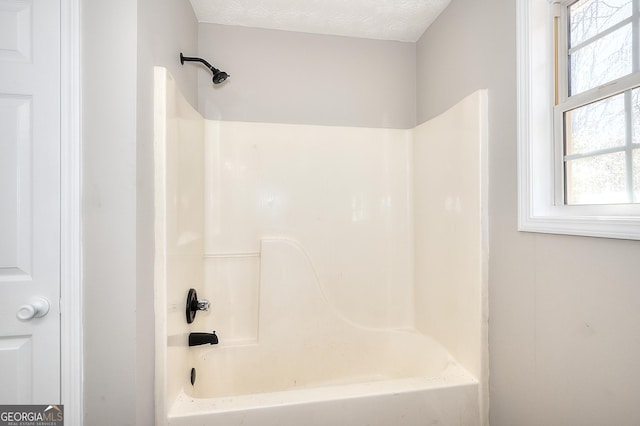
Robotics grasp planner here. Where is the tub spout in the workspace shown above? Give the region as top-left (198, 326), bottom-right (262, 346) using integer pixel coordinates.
top-left (189, 331), bottom-right (219, 347)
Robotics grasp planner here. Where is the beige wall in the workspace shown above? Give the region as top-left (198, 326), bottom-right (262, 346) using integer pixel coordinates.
top-left (82, 0), bottom-right (198, 424)
top-left (197, 24), bottom-right (417, 129)
top-left (417, 1), bottom-right (640, 425)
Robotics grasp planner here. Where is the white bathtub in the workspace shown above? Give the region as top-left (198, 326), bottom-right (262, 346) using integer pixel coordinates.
top-left (171, 369), bottom-right (478, 425)
top-left (169, 239), bottom-right (480, 425)
top-left (154, 67), bottom-right (488, 426)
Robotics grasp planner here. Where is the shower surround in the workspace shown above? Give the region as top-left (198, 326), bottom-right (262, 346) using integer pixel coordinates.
top-left (154, 67), bottom-right (488, 425)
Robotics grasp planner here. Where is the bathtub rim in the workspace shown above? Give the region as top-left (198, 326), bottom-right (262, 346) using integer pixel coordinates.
top-left (168, 363), bottom-right (478, 418)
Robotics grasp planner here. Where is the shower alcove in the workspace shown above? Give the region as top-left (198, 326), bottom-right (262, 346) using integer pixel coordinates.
top-left (154, 67), bottom-right (488, 425)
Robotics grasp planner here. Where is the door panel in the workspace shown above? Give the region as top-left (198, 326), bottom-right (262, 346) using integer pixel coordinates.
top-left (0, 95), bottom-right (32, 280)
top-left (0, 0), bottom-right (32, 62)
top-left (0, 336), bottom-right (32, 403)
top-left (0, 0), bottom-right (60, 404)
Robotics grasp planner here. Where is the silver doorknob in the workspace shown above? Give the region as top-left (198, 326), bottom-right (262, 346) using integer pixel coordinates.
top-left (16, 298), bottom-right (50, 321)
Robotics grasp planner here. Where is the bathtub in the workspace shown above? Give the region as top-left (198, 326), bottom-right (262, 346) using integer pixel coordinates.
top-left (154, 67), bottom-right (488, 426)
top-left (169, 239), bottom-right (480, 425)
top-left (170, 367), bottom-right (478, 426)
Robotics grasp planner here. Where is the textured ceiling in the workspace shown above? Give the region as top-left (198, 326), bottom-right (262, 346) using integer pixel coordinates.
top-left (189, 0), bottom-right (451, 42)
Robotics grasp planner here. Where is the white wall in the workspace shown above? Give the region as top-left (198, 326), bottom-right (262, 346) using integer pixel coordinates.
top-left (416, 1), bottom-right (640, 425)
top-left (82, 0), bottom-right (198, 424)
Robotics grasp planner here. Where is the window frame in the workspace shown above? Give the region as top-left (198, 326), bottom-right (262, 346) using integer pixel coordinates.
top-left (517, 0), bottom-right (640, 240)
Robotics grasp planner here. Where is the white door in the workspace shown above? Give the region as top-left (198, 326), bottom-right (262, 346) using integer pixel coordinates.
top-left (0, 0), bottom-right (61, 404)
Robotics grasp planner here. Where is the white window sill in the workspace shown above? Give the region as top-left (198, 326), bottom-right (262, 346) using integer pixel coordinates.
top-left (518, 210), bottom-right (640, 240)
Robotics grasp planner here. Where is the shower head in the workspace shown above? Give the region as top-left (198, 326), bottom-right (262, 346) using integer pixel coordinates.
top-left (180, 53), bottom-right (230, 85)
top-left (212, 69), bottom-right (229, 85)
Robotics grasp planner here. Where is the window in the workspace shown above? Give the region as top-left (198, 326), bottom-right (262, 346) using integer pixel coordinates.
top-left (556, 0), bottom-right (640, 206)
top-left (517, 0), bottom-right (640, 239)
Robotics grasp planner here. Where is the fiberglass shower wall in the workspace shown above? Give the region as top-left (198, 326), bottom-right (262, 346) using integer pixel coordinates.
top-left (154, 68), bottom-right (206, 414)
top-left (199, 93), bottom-right (487, 376)
top-left (154, 65), bottom-right (487, 423)
top-left (203, 122), bottom-right (416, 341)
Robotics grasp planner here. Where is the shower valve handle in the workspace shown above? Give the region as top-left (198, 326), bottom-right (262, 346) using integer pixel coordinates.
top-left (186, 288), bottom-right (210, 324)
top-left (195, 299), bottom-right (210, 311)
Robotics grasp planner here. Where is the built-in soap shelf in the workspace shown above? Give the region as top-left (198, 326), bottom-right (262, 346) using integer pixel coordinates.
top-left (203, 252), bottom-right (260, 259)
top-left (203, 251), bottom-right (261, 346)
